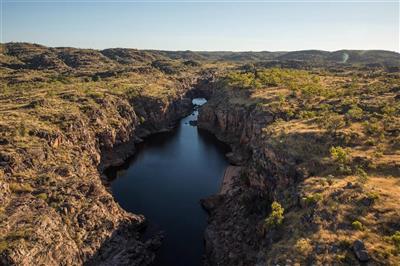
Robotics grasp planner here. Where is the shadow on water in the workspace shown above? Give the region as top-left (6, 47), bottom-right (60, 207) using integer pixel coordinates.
top-left (107, 98), bottom-right (230, 266)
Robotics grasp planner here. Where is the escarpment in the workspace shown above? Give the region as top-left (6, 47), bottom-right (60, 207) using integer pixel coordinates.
top-left (198, 68), bottom-right (400, 265)
top-left (198, 89), bottom-right (296, 266)
top-left (0, 79), bottom-right (199, 265)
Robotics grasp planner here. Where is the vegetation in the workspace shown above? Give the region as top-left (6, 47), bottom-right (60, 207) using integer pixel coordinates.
top-left (352, 220), bottom-right (364, 231)
top-left (391, 231), bottom-right (400, 253)
top-left (9, 183), bottom-right (33, 193)
top-left (212, 58), bottom-right (399, 264)
top-left (264, 201), bottom-right (284, 231)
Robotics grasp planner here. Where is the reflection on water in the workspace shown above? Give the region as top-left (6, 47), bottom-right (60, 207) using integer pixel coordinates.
top-left (109, 98), bottom-right (230, 266)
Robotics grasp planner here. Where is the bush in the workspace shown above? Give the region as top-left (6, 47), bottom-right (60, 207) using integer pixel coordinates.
top-left (295, 238), bottom-right (313, 255)
top-left (303, 193), bottom-right (323, 205)
top-left (0, 240), bottom-right (8, 253)
top-left (326, 174), bottom-right (334, 185)
top-left (299, 110), bottom-right (317, 119)
top-left (391, 231), bottom-right (400, 252)
top-left (9, 183), bottom-right (33, 193)
top-left (19, 123), bottom-right (27, 137)
top-left (300, 83), bottom-right (326, 98)
top-left (352, 220), bottom-right (363, 231)
top-left (346, 106), bottom-right (363, 121)
top-left (366, 191), bottom-right (379, 202)
top-left (382, 104), bottom-right (396, 116)
top-left (355, 166), bottom-right (368, 184)
top-left (264, 201), bottom-right (284, 231)
top-left (330, 146), bottom-right (351, 165)
top-left (36, 193), bottom-right (48, 200)
top-left (322, 113), bottom-right (346, 134)
top-left (362, 119), bottom-right (383, 136)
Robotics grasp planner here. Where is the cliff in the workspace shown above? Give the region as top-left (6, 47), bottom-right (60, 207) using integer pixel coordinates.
top-left (198, 68), bottom-right (400, 265)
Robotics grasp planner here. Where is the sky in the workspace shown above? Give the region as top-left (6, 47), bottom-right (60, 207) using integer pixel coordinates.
top-left (1, 0), bottom-right (399, 52)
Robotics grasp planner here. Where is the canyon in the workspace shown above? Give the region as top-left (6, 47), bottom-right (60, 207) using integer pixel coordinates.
top-left (0, 43), bottom-right (399, 265)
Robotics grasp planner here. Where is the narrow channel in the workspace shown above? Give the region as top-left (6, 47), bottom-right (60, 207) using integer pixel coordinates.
top-left (108, 98), bottom-right (230, 266)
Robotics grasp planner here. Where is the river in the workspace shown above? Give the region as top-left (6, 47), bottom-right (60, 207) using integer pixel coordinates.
top-left (108, 98), bottom-right (230, 266)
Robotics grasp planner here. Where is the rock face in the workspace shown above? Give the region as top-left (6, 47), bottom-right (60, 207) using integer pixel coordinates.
top-left (0, 86), bottom-right (195, 265)
top-left (197, 88), bottom-right (302, 265)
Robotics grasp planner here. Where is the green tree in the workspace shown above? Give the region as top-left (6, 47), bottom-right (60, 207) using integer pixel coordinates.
top-left (264, 201), bottom-right (285, 231)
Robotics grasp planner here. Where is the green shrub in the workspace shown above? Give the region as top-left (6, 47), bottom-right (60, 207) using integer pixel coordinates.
top-left (300, 83), bottom-right (326, 98)
top-left (299, 110), bottom-right (317, 119)
top-left (264, 201), bottom-right (284, 230)
top-left (382, 104), bottom-right (396, 116)
top-left (355, 166), bottom-right (368, 184)
top-left (347, 106), bottom-right (363, 121)
top-left (303, 193), bottom-right (323, 205)
top-left (330, 146), bottom-right (351, 165)
top-left (295, 238), bottom-right (313, 255)
top-left (320, 113), bottom-right (345, 134)
top-left (36, 193), bottom-right (48, 200)
top-left (391, 231), bottom-right (400, 252)
top-left (362, 119), bottom-right (383, 136)
top-left (352, 220), bottom-right (363, 231)
top-left (366, 191), bottom-right (379, 202)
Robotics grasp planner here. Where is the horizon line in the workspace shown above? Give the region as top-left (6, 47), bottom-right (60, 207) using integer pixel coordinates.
top-left (2, 41), bottom-right (400, 54)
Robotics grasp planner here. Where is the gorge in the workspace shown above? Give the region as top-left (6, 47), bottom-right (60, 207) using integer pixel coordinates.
top-left (107, 98), bottom-right (230, 266)
top-left (1, 43), bottom-right (399, 265)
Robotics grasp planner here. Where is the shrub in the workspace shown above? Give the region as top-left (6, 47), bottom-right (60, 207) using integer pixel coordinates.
top-left (320, 113), bottom-right (345, 134)
top-left (300, 83), bottom-right (326, 98)
top-left (9, 183), bottom-right (33, 193)
top-left (326, 174), bottom-right (334, 185)
top-left (295, 238), bottom-right (313, 255)
top-left (0, 240), bottom-right (8, 253)
top-left (346, 106), bottom-right (363, 121)
top-left (352, 220), bottom-right (363, 231)
top-left (366, 191), bottom-right (379, 202)
top-left (330, 146), bottom-right (351, 165)
top-left (382, 104), bottom-right (396, 116)
top-left (264, 201), bottom-right (284, 230)
top-left (362, 119), bottom-right (383, 136)
top-left (303, 193), bottom-right (323, 205)
top-left (299, 110), bottom-right (317, 119)
top-left (391, 231), bottom-right (400, 252)
top-left (355, 166), bottom-right (368, 184)
top-left (36, 193), bottom-right (48, 200)
top-left (18, 123), bottom-right (27, 137)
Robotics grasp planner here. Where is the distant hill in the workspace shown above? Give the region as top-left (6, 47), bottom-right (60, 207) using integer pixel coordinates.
top-left (1, 42), bottom-right (399, 72)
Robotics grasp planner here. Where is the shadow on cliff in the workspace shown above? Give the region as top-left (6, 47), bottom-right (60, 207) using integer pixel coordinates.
top-left (84, 219), bottom-right (160, 266)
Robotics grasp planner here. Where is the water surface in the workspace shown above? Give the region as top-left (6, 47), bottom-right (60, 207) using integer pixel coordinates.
top-left (109, 98), bottom-right (230, 266)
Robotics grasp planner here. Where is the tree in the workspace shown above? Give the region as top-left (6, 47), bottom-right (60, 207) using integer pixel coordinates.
top-left (264, 201), bottom-right (284, 231)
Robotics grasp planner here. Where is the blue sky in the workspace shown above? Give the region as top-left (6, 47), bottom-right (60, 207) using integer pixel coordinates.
top-left (1, 0), bottom-right (399, 51)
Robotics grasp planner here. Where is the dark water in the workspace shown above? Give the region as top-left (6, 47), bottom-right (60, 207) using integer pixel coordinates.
top-left (108, 98), bottom-right (230, 266)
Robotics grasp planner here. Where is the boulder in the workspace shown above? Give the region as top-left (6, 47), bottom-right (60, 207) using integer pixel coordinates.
top-left (353, 239), bottom-right (369, 262)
